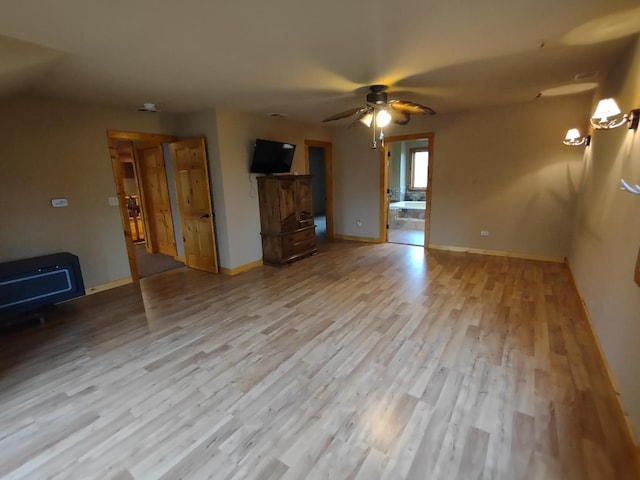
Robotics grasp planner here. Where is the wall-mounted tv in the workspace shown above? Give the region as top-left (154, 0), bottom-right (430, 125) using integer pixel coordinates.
top-left (250, 139), bottom-right (296, 174)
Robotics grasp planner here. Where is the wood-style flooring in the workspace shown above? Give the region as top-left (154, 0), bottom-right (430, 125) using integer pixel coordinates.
top-left (0, 241), bottom-right (638, 479)
top-left (388, 229), bottom-right (425, 247)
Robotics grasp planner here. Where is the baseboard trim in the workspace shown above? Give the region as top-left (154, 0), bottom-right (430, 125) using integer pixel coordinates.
top-left (85, 277), bottom-right (133, 295)
top-left (333, 234), bottom-right (381, 244)
top-left (220, 259), bottom-right (263, 276)
top-left (566, 261), bottom-right (640, 463)
top-left (428, 244), bottom-right (565, 263)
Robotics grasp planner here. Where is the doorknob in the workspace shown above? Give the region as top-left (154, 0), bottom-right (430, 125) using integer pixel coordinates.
top-left (200, 213), bottom-right (211, 219)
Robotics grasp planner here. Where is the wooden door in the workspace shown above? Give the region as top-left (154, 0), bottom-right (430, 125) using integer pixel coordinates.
top-left (168, 138), bottom-right (219, 273)
top-left (135, 144), bottom-right (177, 257)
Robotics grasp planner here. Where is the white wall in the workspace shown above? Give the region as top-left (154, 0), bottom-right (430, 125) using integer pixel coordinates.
top-left (0, 94), bottom-right (177, 288)
top-left (333, 94), bottom-right (592, 258)
top-left (569, 36), bottom-right (640, 440)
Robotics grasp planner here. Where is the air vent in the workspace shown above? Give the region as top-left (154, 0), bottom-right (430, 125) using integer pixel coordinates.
top-left (137, 103), bottom-right (160, 112)
top-left (268, 113), bottom-right (288, 118)
top-left (574, 71), bottom-right (599, 81)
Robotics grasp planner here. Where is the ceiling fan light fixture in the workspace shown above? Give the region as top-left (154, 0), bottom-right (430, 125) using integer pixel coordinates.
top-left (376, 109), bottom-right (392, 128)
top-left (360, 112), bottom-right (373, 127)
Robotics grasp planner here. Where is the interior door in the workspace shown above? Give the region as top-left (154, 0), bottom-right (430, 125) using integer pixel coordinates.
top-left (135, 144), bottom-right (177, 257)
top-left (168, 138), bottom-right (219, 273)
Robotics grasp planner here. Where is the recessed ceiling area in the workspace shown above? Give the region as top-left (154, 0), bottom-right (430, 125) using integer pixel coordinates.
top-left (0, 0), bottom-right (639, 122)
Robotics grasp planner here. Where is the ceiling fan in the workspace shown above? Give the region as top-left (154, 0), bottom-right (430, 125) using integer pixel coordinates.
top-left (322, 85), bottom-right (435, 148)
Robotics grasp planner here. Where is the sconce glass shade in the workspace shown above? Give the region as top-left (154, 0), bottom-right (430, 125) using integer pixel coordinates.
top-left (563, 128), bottom-right (589, 146)
top-left (360, 113), bottom-right (373, 127)
top-left (590, 98), bottom-right (627, 129)
top-left (376, 109), bottom-right (392, 128)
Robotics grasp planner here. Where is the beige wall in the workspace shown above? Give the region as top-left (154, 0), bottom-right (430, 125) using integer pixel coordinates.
top-left (179, 108), bottom-right (332, 269)
top-left (174, 109), bottom-right (230, 268)
top-left (333, 94), bottom-right (592, 257)
top-left (569, 36), bottom-right (640, 440)
top-left (0, 94), bottom-right (177, 288)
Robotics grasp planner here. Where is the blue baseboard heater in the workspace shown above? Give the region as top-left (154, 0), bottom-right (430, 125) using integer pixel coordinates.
top-left (0, 252), bottom-right (85, 320)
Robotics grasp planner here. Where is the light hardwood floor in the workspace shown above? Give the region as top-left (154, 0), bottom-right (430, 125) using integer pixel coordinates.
top-left (0, 241), bottom-right (638, 479)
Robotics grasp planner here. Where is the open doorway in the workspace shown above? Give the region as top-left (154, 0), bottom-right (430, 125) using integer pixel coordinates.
top-left (108, 131), bottom-right (220, 281)
top-left (112, 139), bottom-right (184, 278)
top-left (304, 140), bottom-right (334, 243)
top-left (380, 133), bottom-right (434, 247)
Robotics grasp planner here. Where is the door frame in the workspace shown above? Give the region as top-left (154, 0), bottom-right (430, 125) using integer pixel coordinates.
top-left (304, 140), bottom-right (335, 240)
top-left (107, 130), bottom-right (177, 282)
top-left (379, 132), bottom-right (435, 247)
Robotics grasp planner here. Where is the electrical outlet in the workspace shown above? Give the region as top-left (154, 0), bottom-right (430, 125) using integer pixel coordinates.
top-left (108, 196), bottom-right (119, 207)
top-left (480, 230), bottom-right (489, 236)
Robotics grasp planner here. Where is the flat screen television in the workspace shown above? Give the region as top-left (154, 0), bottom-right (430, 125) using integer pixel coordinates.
top-left (250, 139), bottom-right (296, 174)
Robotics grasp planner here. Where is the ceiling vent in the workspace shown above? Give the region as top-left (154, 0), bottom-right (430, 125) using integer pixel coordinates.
top-left (137, 103), bottom-right (160, 112)
top-left (574, 71), bottom-right (599, 81)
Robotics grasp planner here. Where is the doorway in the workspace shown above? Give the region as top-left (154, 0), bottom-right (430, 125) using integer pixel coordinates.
top-left (108, 131), bottom-right (219, 281)
top-left (380, 133), bottom-right (434, 247)
top-left (112, 139), bottom-right (184, 278)
top-left (304, 140), bottom-right (334, 242)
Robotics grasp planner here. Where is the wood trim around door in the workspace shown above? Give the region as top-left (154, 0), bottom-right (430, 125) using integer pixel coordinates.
top-left (379, 132), bottom-right (435, 247)
top-left (304, 140), bottom-right (335, 240)
top-left (106, 130), bottom-right (178, 282)
top-left (107, 130), bottom-right (177, 144)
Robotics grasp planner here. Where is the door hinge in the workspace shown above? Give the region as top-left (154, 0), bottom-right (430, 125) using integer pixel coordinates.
top-left (386, 224), bottom-right (389, 229)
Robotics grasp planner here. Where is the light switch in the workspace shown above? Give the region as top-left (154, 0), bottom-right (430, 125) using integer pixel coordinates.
top-left (108, 196), bottom-right (119, 207)
top-left (51, 198), bottom-right (68, 208)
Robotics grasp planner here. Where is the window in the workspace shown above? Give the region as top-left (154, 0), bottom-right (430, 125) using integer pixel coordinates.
top-left (409, 148), bottom-right (429, 190)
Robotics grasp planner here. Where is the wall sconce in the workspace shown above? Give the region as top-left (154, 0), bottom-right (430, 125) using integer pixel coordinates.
top-left (591, 98), bottom-right (640, 130)
top-left (620, 179), bottom-right (640, 195)
top-left (563, 128), bottom-right (591, 146)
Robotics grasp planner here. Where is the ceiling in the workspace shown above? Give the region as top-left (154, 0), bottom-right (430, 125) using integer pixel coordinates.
top-left (1, 0), bottom-right (639, 123)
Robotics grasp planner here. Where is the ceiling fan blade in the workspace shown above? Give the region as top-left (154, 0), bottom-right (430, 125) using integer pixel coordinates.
top-left (389, 100), bottom-right (436, 116)
top-left (322, 106), bottom-right (368, 122)
top-left (387, 108), bottom-right (411, 125)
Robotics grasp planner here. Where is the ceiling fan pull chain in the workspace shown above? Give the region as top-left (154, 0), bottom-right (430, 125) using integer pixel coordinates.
top-left (371, 112), bottom-right (377, 149)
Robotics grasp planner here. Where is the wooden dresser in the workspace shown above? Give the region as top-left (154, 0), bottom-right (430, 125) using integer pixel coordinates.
top-left (257, 175), bottom-right (317, 266)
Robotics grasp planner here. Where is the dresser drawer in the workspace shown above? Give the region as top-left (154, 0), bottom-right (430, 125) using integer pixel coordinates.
top-left (283, 240), bottom-right (316, 258)
top-left (283, 228), bottom-right (315, 246)
top-left (299, 218), bottom-right (314, 228)
top-left (282, 228), bottom-right (316, 258)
